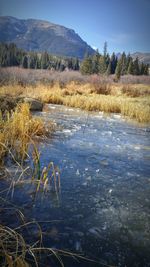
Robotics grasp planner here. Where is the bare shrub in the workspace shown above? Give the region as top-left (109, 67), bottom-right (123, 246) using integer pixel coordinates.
top-left (0, 67), bottom-right (89, 86)
top-left (92, 83), bottom-right (112, 95)
top-left (89, 74), bottom-right (113, 95)
top-left (120, 75), bottom-right (150, 85)
top-left (90, 74), bottom-right (114, 84)
top-left (1, 68), bottom-right (149, 87)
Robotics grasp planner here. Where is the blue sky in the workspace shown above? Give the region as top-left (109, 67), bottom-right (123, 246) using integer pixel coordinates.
top-left (0, 0), bottom-right (150, 54)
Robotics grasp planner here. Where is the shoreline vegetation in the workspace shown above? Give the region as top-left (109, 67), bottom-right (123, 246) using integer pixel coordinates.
top-left (0, 102), bottom-right (48, 164)
top-left (0, 68), bottom-right (150, 124)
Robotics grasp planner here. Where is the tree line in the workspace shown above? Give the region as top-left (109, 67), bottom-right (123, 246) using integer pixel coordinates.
top-left (81, 43), bottom-right (149, 77)
top-left (0, 43), bottom-right (80, 71)
top-left (0, 42), bottom-right (149, 78)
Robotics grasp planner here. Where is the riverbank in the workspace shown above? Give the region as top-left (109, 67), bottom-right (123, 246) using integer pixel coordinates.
top-left (0, 81), bottom-right (150, 123)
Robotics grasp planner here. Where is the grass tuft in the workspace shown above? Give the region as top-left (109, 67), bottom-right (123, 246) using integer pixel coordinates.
top-left (0, 103), bottom-right (48, 163)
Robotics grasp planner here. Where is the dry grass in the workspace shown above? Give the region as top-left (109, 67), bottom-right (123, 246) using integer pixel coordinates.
top-left (2, 83), bottom-right (150, 123)
top-left (0, 224), bottom-right (32, 267)
top-left (121, 84), bottom-right (150, 97)
top-left (0, 103), bottom-right (48, 163)
top-left (0, 71), bottom-right (150, 123)
top-left (0, 221), bottom-right (65, 267)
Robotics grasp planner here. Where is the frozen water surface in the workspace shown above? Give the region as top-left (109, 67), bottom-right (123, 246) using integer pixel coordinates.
top-left (1, 104), bottom-right (150, 267)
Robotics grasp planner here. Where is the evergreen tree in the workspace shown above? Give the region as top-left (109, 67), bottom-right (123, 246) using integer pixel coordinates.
top-left (115, 59), bottom-right (122, 80)
top-left (133, 57), bottom-right (140, 75)
top-left (22, 55), bottom-right (28, 69)
top-left (80, 56), bottom-right (93, 75)
top-left (99, 56), bottom-right (107, 74)
top-left (140, 62), bottom-right (145, 75)
top-left (120, 52), bottom-right (127, 75)
top-left (92, 49), bottom-right (100, 74)
top-left (73, 58), bottom-right (80, 71)
top-left (67, 58), bottom-right (73, 70)
top-left (127, 58), bottom-right (134, 75)
top-left (59, 63), bottom-right (65, 71)
top-left (110, 53), bottom-right (117, 74)
top-left (41, 51), bottom-right (49, 69)
top-left (126, 53), bottom-right (132, 72)
top-left (106, 61), bottom-right (111, 76)
top-left (103, 41), bottom-right (107, 57)
top-left (56, 60), bottom-right (61, 71)
top-left (143, 64), bottom-right (149, 75)
top-left (29, 52), bottom-right (36, 69)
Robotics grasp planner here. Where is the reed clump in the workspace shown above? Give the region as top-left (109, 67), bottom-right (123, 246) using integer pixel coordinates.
top-left (0, 103), bottom-right (47, 163)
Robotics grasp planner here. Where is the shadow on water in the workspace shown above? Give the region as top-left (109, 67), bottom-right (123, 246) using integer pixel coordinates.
top-left (0, 104), bottom-right (150, 267)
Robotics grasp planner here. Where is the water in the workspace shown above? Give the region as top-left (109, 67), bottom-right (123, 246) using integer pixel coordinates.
top-left (1, 104), bottom-right (150, 267)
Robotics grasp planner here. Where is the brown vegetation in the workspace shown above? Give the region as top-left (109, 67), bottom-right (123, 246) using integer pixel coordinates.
top-left (0, 103), bottom-right (53, 163)
top-left (0, 68), bottom-right (150, 124)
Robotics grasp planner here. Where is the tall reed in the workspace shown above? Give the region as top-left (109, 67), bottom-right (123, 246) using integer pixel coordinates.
top-left (0, 103), bottom-right (46, 163)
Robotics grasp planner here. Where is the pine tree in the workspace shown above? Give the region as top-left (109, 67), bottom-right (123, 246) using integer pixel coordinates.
top-left (143, 64), bottom-right (149, 75)
top-left (120, 52), bottom-right (127, 75)
top-left (133, 57), bottom-right (140, 75)
top-left (103, 41), bottom-right (107, 57)
top-left (67, 58), bottom-right (73, 70)
top-left (41, 51), bottom-right (49, 69)
top-left (110, 53), bottom-right (117, 74)
top-left (115, 59), bottom-right (122, 80)
top-left (92, 50), bottom-right (100, 74)
top-left (22, 55), bottom-right (28, 68)
top-left (74, 58), bottom-right (80, 71)
top-left (126, 53), bottom-right (132, 72)
top-left (99, 56), bottom-right (107, 74)
top-left (106, 61), bottom-right (111, 76)
top-left (80, 56), bottom-right (93, 75)
top-left (140, 62), bottom-right (145, 75)
top-left (127, 58), bottom-right (134, 75)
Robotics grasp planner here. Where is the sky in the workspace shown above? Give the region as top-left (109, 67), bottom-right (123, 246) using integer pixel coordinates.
top-left (0, 0), bottom-right (150, 54)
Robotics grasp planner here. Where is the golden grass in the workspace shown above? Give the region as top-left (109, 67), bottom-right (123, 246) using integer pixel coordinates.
top-left (0, 82), bottom-right (150, 123)
top-left (0, 103), bottom-right (46, 163)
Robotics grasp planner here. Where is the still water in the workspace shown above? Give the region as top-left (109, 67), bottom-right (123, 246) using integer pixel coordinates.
top-left (1, 104), bottom-right (150, 267)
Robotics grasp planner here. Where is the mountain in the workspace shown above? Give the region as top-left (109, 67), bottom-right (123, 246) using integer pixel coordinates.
top-left (0, 16), bottom-right (95, 59)
top-left (131, 52), bottom-right (150, 65)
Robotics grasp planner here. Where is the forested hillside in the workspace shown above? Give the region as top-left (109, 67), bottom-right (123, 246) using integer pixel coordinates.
top-left (0, 43), bottom-right (149, 77)
top-left (0, 43), bottom-right (80, 71)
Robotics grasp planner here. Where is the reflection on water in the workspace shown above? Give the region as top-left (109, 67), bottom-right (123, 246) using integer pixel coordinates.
top-left (1, 104), bottom-right (150, 267)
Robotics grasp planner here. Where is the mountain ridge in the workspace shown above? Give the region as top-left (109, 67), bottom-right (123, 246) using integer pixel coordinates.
top-left (0, 16), bottom-right (150, 64)
top-left (0, 16), bottom-right (95, 59)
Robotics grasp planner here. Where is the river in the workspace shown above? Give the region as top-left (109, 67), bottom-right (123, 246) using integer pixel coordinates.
top-left (1, 104), bottom-right (150, 267)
